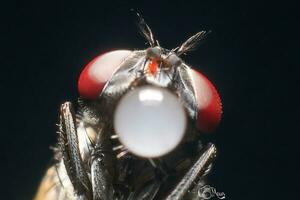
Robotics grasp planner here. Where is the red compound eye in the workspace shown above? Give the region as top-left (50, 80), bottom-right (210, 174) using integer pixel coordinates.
top-left (191, 69), bottom-right (223, 133)
top-left (78, 50), bottom-right (132, 99)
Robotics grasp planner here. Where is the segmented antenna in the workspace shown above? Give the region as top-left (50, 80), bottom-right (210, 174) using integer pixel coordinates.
top-left (133, 10), bottom-right (157, 47)
top-left (176, 30), bottom-right (211, 56)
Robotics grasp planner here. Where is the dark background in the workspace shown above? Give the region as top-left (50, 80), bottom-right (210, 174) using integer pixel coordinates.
top-left (1, 0), bottom-right (298, 199)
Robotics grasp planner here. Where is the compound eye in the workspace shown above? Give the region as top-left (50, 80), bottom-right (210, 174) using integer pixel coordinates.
top-left (165, 53), bottom-right (182, 67)
top-left (114, 86), bottom-right (187, 158)
top-left (146, 46), bottom-right (161, 59)
top-left (191, 69), bottom-right (222, 133)
top-left (78, 50), bottom-right (132, 99)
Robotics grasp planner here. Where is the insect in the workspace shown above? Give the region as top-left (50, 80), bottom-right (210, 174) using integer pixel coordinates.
top-left (35, 15), bottom-right (222, 200)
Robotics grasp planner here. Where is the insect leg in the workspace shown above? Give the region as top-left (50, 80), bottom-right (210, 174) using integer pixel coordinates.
top-left (127, 179), bottom-right (161, 200)
top-left (90, 129), bottom-right (114, 200)
top-left (58, 102), bottom-right (92, 199)
top-left (165, 143), bottom-right (217, 200)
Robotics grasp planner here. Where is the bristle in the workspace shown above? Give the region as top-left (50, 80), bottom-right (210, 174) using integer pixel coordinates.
top-left (112, 145), bottom-right (124, 151)
top-left (148, 159), bottom-right (157, 168)
top-left (117, 150), bottom-right (128, 159)
top-left (110, 134), bottom-right (119, 139)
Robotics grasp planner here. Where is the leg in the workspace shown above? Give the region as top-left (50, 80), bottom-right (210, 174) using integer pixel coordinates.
top-left (165, 143), bottom-right (217, 200)
top-left (90, 127), bottom-right (115, 200)
top-left (127, 179), bottom-right (161, 200)
top-left (58, 102), bottom-right (92, 199)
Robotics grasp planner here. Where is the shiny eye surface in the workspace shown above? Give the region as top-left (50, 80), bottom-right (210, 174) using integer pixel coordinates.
top-left (114, 86), bottom-right (187, 158)
top-left (146, 46), bottom-right (161, 59)
top-left (191, 69), bottom-right (222, 133)
top-left (78, 50), bottom-right (132, 99)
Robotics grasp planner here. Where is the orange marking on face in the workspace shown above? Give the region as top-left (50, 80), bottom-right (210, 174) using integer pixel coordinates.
top-left (148, 59), bottom-right (159, 75)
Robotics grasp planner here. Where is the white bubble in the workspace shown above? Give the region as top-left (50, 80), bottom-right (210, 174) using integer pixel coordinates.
top-left (114, 86), bottom-right (186, 158)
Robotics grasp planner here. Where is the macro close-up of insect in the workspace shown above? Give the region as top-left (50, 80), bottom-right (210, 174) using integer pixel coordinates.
top-left (34, 15), bottom-right (222, 200)
top-left (2, 1), bottom-right (296, 200)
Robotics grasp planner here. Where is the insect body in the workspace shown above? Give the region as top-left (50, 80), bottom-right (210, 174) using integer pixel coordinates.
top-left (35, 17), bottom-right (222, 200)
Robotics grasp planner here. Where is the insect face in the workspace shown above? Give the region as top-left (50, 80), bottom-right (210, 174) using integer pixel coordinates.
top-left (35, 15), bottom-right (223, 200)
top-left (145, 46), bottom-right (182, 73)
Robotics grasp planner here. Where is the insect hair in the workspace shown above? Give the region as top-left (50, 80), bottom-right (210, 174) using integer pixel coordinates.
top-left (175, 30), bottom-right (212, 56)
top-left (133, 11), bottom-right (211, 57)
top-left (133, 10), bottom-right (157, 47)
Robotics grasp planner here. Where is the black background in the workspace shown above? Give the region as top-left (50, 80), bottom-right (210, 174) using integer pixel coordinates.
top-left (1, 0), bottom-right (298, 199)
